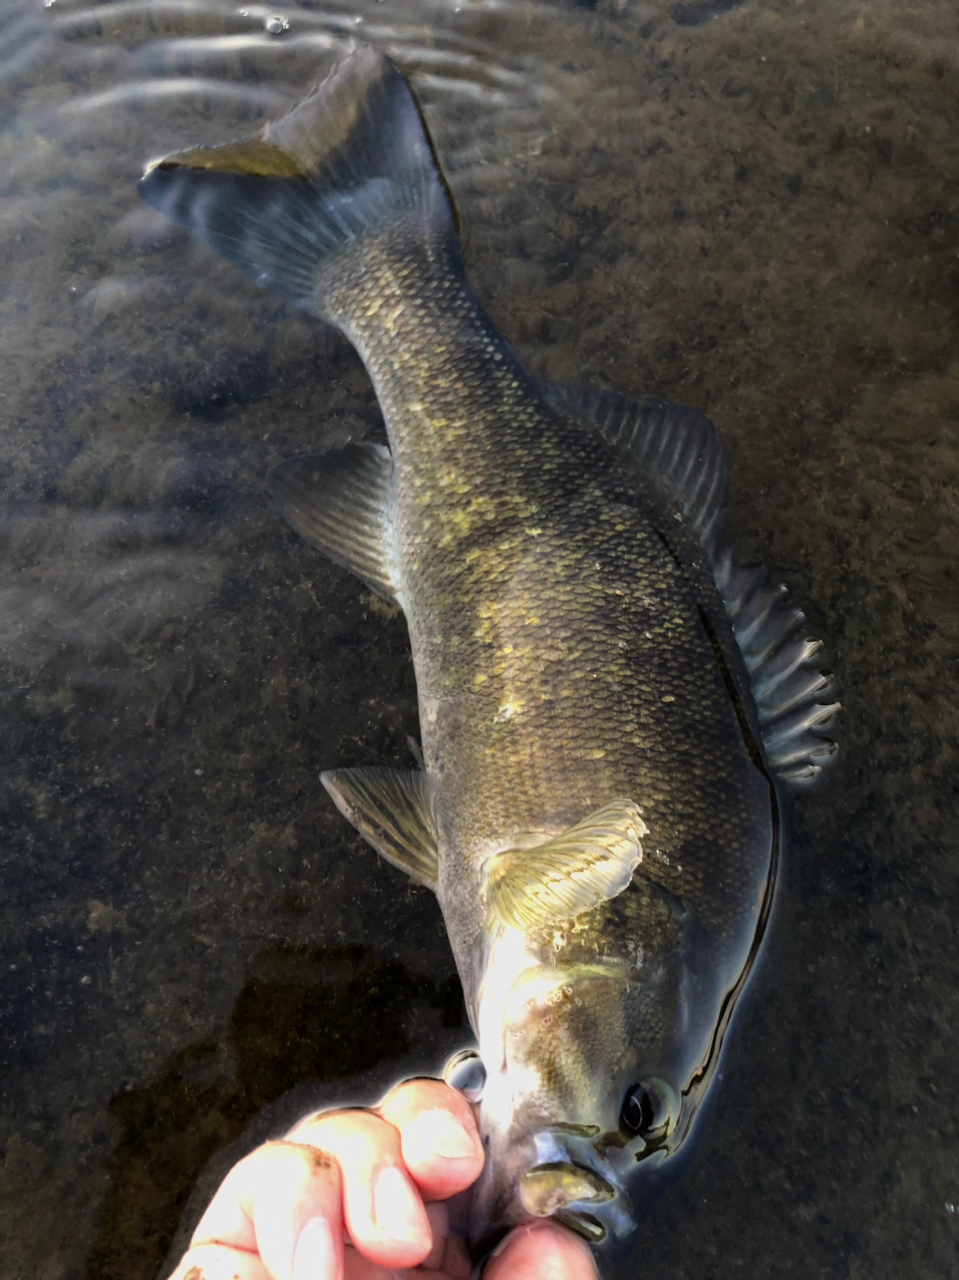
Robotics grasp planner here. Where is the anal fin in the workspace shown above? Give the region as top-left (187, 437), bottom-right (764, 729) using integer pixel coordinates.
top-left (485, 800), bottom-right (647, 931)
top-left (268, 442), bottom-right (399, 604)
top-left (321, 766), bottom-right (438, 890)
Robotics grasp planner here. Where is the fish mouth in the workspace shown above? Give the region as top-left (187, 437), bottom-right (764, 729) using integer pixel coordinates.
top-left (520, 1159), bottom-right (616, 1217)
top-left (553, 1207), bottom-right (609, 1243)
top-left (470, 1126), bottom-right (637, 1262)
top-left (469, 1153), bottom-right (636, 1269)
top-left (519, 1159), bottom-right (617, 1243)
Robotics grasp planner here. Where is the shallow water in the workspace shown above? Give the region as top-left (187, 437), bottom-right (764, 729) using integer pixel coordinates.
top-left (1, 0), bottom-right (957, 1276)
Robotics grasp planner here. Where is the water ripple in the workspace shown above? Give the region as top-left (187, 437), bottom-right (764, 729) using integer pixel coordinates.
top-left (61, 73), bottom-right (289, 113)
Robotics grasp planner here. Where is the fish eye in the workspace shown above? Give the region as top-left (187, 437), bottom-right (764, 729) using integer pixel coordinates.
top-left (620, 1081), bottom-right (670, 1138)
top-left (444, 1049), bottom-right (487, 1102)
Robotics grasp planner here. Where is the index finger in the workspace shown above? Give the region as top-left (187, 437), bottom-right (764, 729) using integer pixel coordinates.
top-left (287, 1077), bottom-right (484, 1205)
top-left (378, 1077), bottom-right (485, 1201)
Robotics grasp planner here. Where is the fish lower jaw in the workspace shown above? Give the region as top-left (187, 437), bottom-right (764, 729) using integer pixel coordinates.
top-left (474, 923), bottom-right (629, 1052)
top-left (525, 1131), bottom-right (637, 1243)
top-left (473, 925), bottom-right (552, 1067)
top-left (475, 1055), bottom-right (541, 1144)
top-left (472, 1119), bottom-right (637, 1250)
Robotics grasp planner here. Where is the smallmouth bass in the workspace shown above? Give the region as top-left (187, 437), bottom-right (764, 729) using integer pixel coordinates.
top-left (139, 47), bottom-right (838, 1263)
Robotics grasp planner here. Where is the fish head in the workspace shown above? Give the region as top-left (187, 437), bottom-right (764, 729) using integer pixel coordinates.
top-left (459, 910), bottom-right (699, 1261)
top-left (457, 865), bottom-right (763, 1263)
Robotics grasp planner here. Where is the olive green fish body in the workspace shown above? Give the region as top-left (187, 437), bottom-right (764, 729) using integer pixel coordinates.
top-left (325, 246), bottom-right (770, 1004)
top-left (140, 46), bottom-right (838, 1259)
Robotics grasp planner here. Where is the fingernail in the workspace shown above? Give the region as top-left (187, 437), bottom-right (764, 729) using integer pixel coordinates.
top-left (292, 1215), bottom-right (337, 1280)
top-left (372, 1164), bottom-right (430, 1245)
top-left (407, 1108), bottom-right (480, 1162)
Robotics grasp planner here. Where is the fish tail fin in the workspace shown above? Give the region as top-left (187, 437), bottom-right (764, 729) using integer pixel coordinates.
top-left (137, 46), bottom-right (457, 316)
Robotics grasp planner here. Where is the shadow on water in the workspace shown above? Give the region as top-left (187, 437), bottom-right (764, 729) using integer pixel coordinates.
top-left (85, 944), bottom-right (465, 1280)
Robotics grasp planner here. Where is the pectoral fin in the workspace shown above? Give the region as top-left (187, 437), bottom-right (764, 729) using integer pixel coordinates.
top-left (485, 800), bottom-right (647, 931)
top-left (268, 443), bottom-right (398, 604)
top-left (321, 766), bottom-right (438, 889)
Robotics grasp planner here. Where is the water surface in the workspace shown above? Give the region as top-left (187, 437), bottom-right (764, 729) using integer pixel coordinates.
top-left (1, 0), bottom-right (957, 1276)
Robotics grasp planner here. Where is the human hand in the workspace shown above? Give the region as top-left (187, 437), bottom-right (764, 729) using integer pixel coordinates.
top-left (167, 1077), bottom-right (598, 1280)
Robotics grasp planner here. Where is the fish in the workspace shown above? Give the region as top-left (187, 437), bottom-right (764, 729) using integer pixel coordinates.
top-left (138, 46), bottom-right (839, 1264)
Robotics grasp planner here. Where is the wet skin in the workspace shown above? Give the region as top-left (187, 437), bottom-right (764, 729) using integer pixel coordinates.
top-left (166, 1079), bottom-right (598, 1280)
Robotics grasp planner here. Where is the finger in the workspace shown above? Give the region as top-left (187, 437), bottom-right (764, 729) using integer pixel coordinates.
top-left (484, 1220), bottom-right (600, 1280)
top-left (287, 1110), bottom-right (432, 1270)
top-left (417, 1200), bottom-right (449, 1271)
top-left (376, 1079), bottom-right (483, 1201)
top-left (168, 1241), bottom-right (272, 1280)
top-left (342, 1251), bottom-right (396, 1280)
top-left (191, 1140), bottom-right (343, 1280)
top-left (436, 1232), bottom-right (472, 1280)
top-left (408, 1202), bottom-right (471, 1280)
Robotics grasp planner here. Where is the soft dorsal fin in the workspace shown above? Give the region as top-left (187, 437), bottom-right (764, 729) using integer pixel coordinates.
top-left (485, 799), bottom-right (647, 931)
top-left (713, 547), bottom-right (839, 783)
top-left (538, 381), bottom-right (729, 555)
top-left (321, 766), bottom-right (438, 889)
top-left (268, 442), bottom-right (399, 604)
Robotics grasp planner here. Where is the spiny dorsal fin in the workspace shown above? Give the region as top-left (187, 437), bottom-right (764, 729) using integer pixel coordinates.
top-left (485, 799), bottom-right (647, 931)
top-left (268, 443), bottom-right (398, 604)
top-left (538, 381), bottom-right (729, 555)
top-left (714, 546), bottom-right (840, 783)
top-left (321, 766), bottom-right (438, 890)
